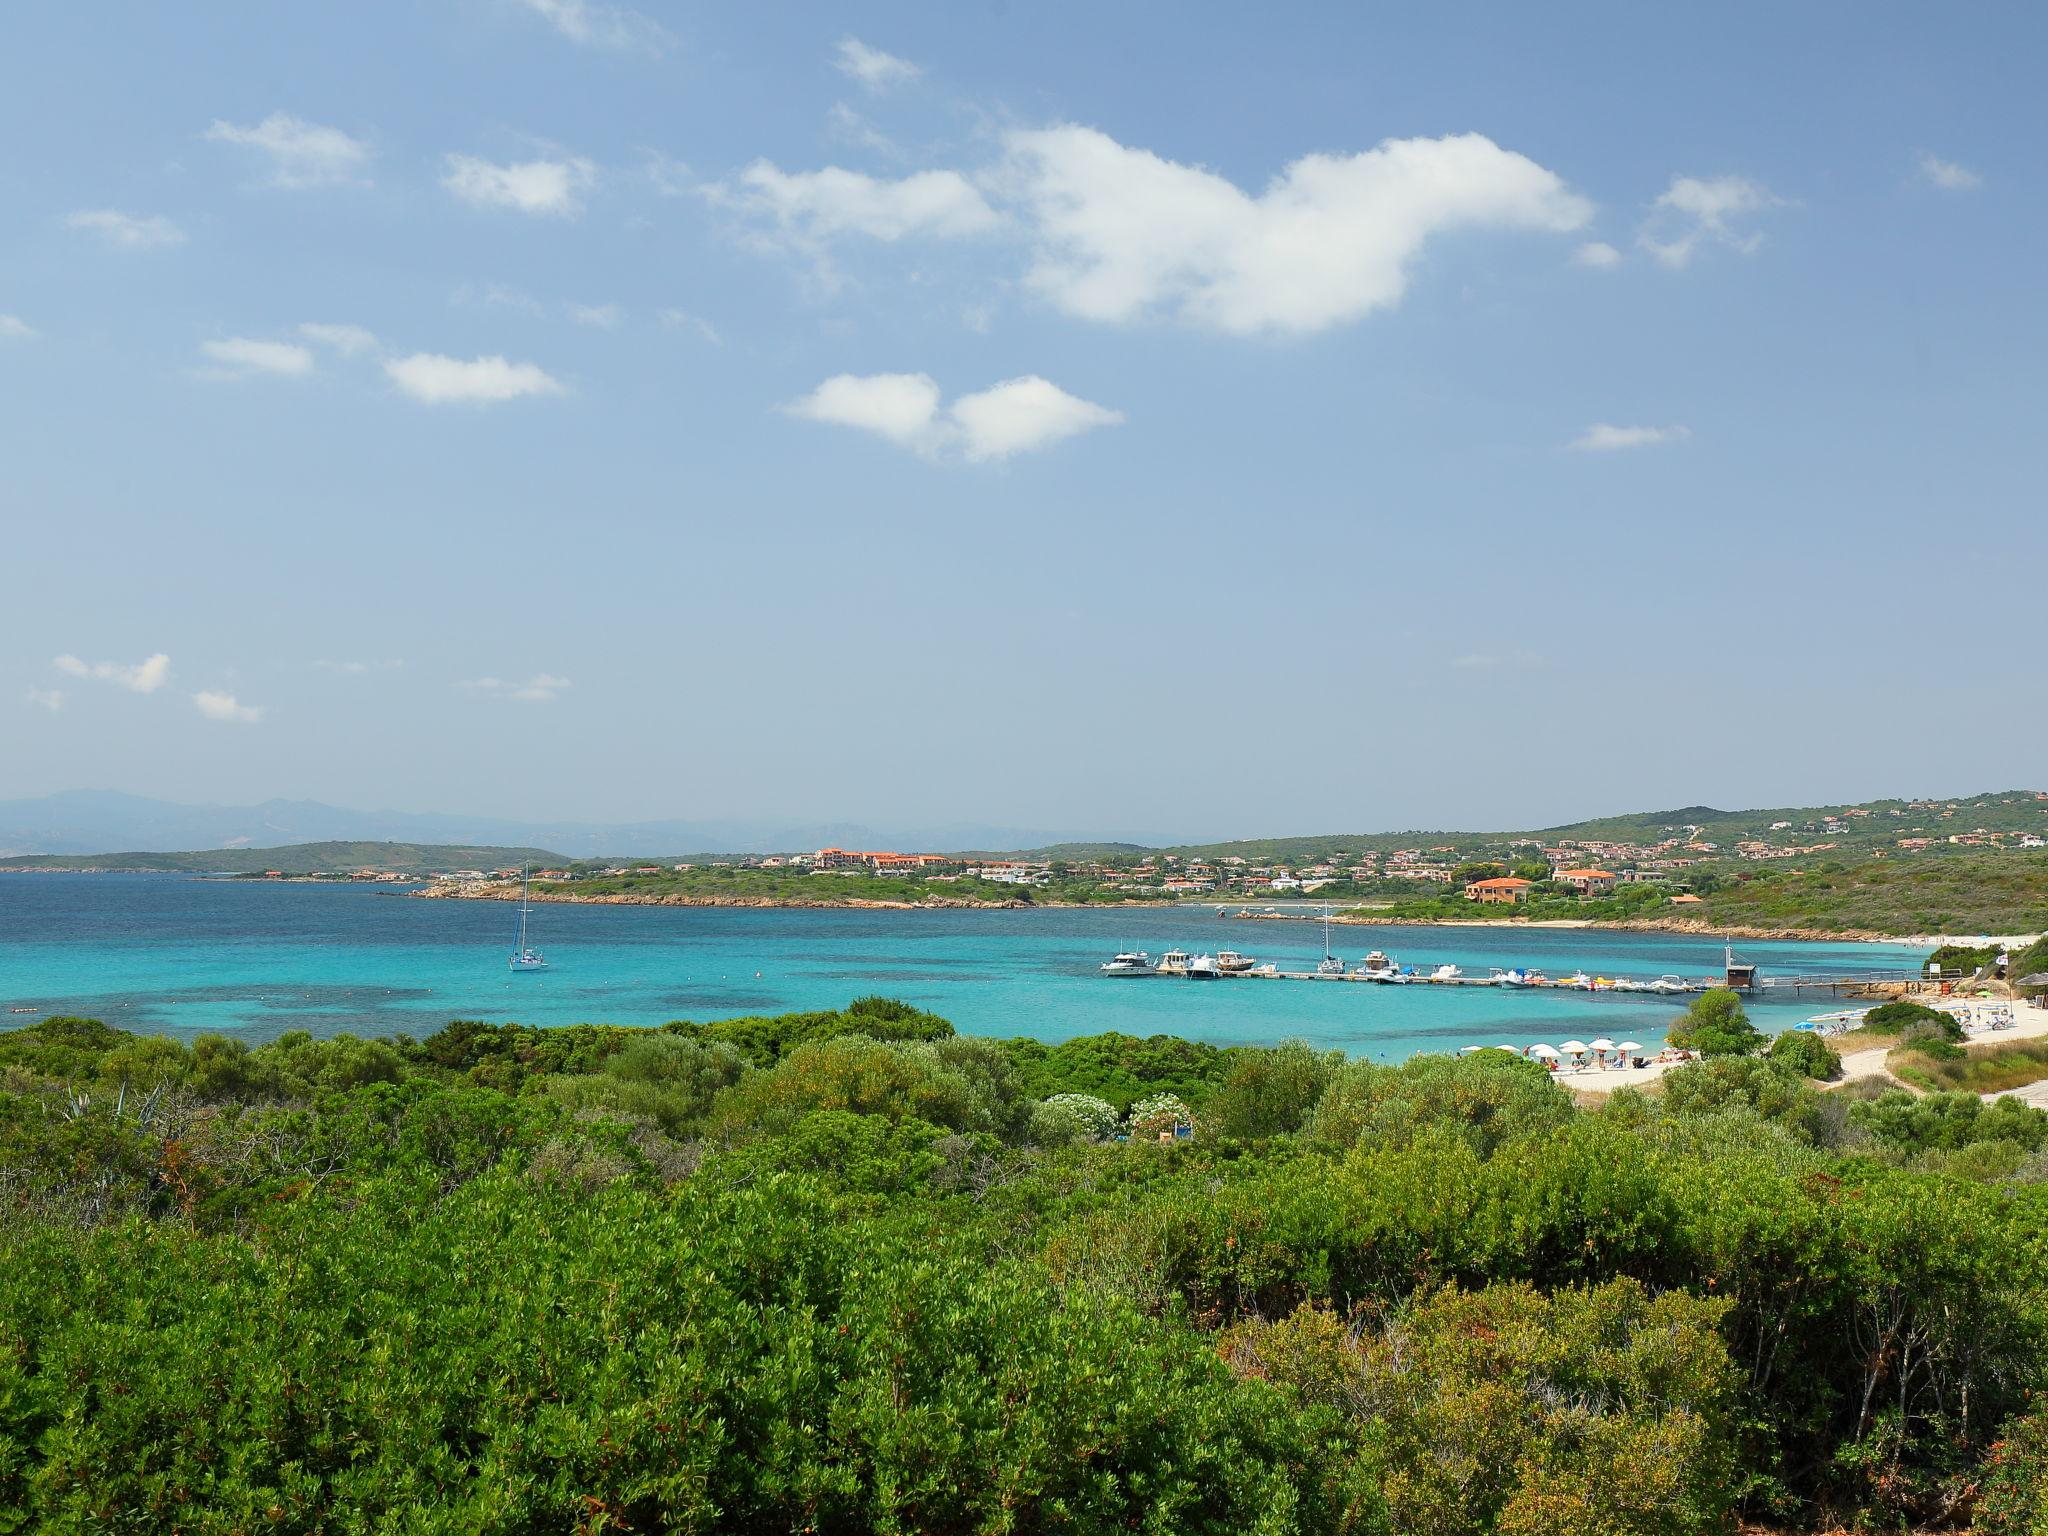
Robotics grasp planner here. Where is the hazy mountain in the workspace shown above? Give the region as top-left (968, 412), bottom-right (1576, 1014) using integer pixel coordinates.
top-left (0, 791), bottom-right (1176, 858)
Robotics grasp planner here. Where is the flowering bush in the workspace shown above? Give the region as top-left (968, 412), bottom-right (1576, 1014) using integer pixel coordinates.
top-left (1038, 1092), bottom-right (1119, 1141)
top-left (1127, 1092), bottom-right (1193, 1139)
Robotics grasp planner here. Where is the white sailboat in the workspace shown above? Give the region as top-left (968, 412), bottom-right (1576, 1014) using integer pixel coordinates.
top-left (509, 865), bottom-right (547, 972)
top-left (1317, 903), bottom-right (1346, 975)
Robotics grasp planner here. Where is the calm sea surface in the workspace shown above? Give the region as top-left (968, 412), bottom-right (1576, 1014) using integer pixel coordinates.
top-left (0, 875), bottom-right (1923, 1058)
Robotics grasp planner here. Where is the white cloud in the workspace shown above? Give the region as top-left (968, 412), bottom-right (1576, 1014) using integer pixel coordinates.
top-left (298, 321), bottom-right (378, 356)
top-left (718, 161), bottom-right (999, 247)
top-left (25, 688), bottom-right (63, 712)
top-left (315, 658), bottom-right (404, 675)
top-left (192, 690), bottom-right (262, 723)
top-left (1569, 423), bottom-right (1691, 452)
top-left (1916, 151), bottom-right (1981, 191)
top-left (463, 673), bottom-right (570, 702)
top-left (198, 336), bottom-right (316, 378)
top-left (67, 209), bottom-right (185, 249)
top-left (442, 153), bottom-right (596, 217)
top-left (515, 0), bottom-right (671, 53)
top-left (1001, 126), bottom-right (1591, 334)
top-left (950, 376), bottom-right (1125, 462)
top-left (384, 353), bottom-right (565, 404)
top-left (833, 38), bottom-right (921, 93)
top-left (566, 301), bottom-right (623, 328)
top-left (0, 314), bottom-right (35, 340)
top-left (204, 112), bottom-right (371, 188)
top-left (54, 652), bottom-right (171, 693)
top-left (657, 308), bottom-right (721, 344)
top-left (787, 372), bottom-right (1122, 462)
top-left (827, 102), bottom-right (900, 158)
top-left (1572, 240), bottom-right (1622, 269)
top-left (1638, 175), bottom-right (1779, 268)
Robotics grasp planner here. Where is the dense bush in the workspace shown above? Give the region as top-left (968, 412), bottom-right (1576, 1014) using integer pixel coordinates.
top-left (2, 1008), bottom-right (2046, 1531)
top-left (1864, 1000), bottom-right (1964, 1039)
top-left (1667, 989), bottom-right (1766, 1056)
top-left (1769, 1028), bottom-right (1843, 1080)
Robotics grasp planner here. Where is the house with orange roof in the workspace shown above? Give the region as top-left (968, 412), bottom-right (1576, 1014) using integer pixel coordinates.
top-left (1464, 876), bottom-right (1535, 905)
top-left (1552, 867), bottom-right (1618, 896)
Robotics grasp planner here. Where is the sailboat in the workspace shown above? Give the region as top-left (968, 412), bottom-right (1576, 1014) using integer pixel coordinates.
top-left (509, 865), bottom-right (547, 972)
top-left (1317, 902), bottom-right (1346, 975)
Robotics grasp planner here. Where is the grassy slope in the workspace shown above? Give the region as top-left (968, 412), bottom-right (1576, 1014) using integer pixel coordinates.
top-left (1689, 849), bottom-right (2048, 936)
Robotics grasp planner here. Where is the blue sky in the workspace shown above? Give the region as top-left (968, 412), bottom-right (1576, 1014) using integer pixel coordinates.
top-left (4, 1), bottom-right (2043, 840)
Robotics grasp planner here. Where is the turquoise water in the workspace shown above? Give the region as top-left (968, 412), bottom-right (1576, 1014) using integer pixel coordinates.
top-left (0, 875), bottom-right (1924, 1059)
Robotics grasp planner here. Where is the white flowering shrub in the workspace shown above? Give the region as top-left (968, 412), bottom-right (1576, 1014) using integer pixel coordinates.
top-left (1126, 1092), bottom-right (1194, 1140)
top-left (1037, 1093), bottom-right (1119, 1141)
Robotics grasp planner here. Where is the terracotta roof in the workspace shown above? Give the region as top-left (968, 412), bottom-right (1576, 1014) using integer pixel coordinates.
top-left (1466, 877), bottom-right (1534, 889)
top-left (1554, 868), bottom-right (1617, 879)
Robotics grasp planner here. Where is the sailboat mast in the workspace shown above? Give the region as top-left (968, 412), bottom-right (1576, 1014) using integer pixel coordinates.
top-left (516, 864), bottom-right (531, 951)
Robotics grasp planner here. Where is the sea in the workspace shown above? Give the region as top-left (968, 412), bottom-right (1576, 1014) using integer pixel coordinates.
top-left (0, 875), bottom-right (1925, 1059)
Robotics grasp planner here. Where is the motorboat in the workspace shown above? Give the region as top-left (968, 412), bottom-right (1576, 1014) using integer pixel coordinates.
top-left (1492, 967), bottom-right (1540, 988)
top-left (1430, 964), bottom-right (1462, 982)
top-left (1357, 950), bottom-right (1399, 980)
top-left (1157, 949), bottom-right (1192, 976)
top-left (1100, 951), bottom-right (1156, 976)
top-left (1186, 953), bottom-right (1223, 979)
top-left (1646, 975), bottom-right (1690, 995)
top-left (1560, 971), bottom-right (1594, 990)
top-left (1214, 950), bottom-right (1257, 973)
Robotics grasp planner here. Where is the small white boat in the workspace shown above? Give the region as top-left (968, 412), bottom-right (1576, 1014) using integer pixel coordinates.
top-left (1317, 902), bottom-right (1346, 975)
top-left (1186, 953), bottom-right (1223, 979)
top-left (1430, 964), bottom-right (1462, 982)
top-left (1100, 951), bottom-right (1156, 976)
top-left (1646, 975), bottom-right (1690, 995)
top-left (1214, 949), bottom-right (1256, 974)
top-left (508, 865), bottom-right (546, 972)
top-left (1157, 949), bottom-right (1192, 976)
top-left (1560, 971), bottom-right (1594, 990)
top-left (1358, 950), bottom-right (1399, 980)
top-left (1493, 967), bottom-right (1539, 988)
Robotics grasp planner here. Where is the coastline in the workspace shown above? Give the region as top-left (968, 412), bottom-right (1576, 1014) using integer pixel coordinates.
top-left (405, 882), bottom-right (2032, 947)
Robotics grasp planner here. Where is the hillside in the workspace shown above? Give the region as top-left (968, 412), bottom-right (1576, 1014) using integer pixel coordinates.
top-left (0, 841), bottom-right (568, 875)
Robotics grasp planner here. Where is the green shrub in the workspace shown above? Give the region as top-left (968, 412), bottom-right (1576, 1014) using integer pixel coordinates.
top-left (1668, 990), bottom-right (1765, 1056)
top-left (1864, 1000), bottom-right (1962, 1039)
top-left (1768, 1029), bottom-right (1841, 1080)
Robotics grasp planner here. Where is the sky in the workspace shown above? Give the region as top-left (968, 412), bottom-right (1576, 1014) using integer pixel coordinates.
top-left (3, 1), bottom-right (2044, 841)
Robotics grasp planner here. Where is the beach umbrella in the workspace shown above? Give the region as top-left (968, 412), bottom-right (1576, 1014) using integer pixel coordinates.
top-left (1588, 1037), bottom-right (1616, 1052)
top-left (1527, 1044), bottom-right (1560, 1059)
top-left (1559, 1040), bottom-right (1590, 1056)
top-left (1495, 1044), bottom-right (1523, 1053)
top-left (1616, 1041), bottom-right (1642, 1053)
top-left (1458, 1045), bottom-right (1486, 1055)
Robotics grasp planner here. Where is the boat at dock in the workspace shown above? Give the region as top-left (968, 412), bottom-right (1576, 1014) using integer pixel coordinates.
top-left (1316, 903), bottom-right (1346, 975)
top-left (1156, 949), bottom-right (1193, 976)
top-left (1214, 950), bottom-right (1257, 974)
top-left (1186, 953), bottom-right (1224, 979)
top-left (1100, 951), bottom-right (1157, 976)
top-left (1357, 950), bottom-right (1399, 980)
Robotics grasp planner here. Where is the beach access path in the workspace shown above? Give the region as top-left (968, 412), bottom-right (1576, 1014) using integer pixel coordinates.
top-left (1567, 996), bottom-right (2048, 1098)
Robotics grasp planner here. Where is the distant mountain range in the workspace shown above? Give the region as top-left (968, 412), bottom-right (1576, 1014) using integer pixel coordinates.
top-left (0, 790), bottom-right (1176, 860)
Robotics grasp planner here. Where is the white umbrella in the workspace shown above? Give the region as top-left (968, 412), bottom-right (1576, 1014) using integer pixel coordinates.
top-left (1495, 1044), bottom-right (1524, 1053)
top-left (1559, 1040), bottom-right (1590, 1056)
top-left (1458, 1045), bottom-right (1487, 1055)
top-left (1588, 1037), bottom-right (1616, 1052)
top-left (1527, 1043), bottom-right (1560, 1059)
top-left (1616, 1041), bottom-right (1642, 1053)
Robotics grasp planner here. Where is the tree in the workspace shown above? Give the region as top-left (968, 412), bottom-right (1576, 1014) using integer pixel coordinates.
top-left (1667, 989), bottom-right (1764, 1056)
top-left (1768, 1030), bottom-right (1841, 1081)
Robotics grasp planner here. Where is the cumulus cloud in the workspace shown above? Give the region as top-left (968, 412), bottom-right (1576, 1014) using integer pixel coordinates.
top-left (463, 673), bottom-right (571, 702)
top-left (716, 161), bottom-right (999, 247)
top-left (54, 652), bottom-right (171, 693)
top-left (826, 102), bottom-right (900, 158)
top-left (787, 372), bottom-right (1122, 462)
top-left (25, 688), bottom-right (63, 712)
top-left (833, 38), bottom-right (921, 92)
top-left (442, 153), bottom-right (596, 217)
top-left (1916, 151), bottom-right (1981, 191)
top-left (1000, 126), bottom-right (1591, 334)
top-left (0, 314), bottom-right (35, 340)
top-left (1572, 240), bottom-right (1622, 269)
top-left (205, 112), bottom-right (372, 188)
top-left (515, 0), bottom-right (671, 53)
top-left (298, 321), bottom-right (378, 356)
top-left (1638, 175), bottom-right (1779, 268)
top-left (67, 209), bottom-right (185, 249)
top-left (194, 690), bottom-right (262, 723)
top-left (198, 336), bottom-right (316, 378)
top-left (1569, 423), bottom-right (1691, 452)
top-left (566, 301), bottom-right (623, 328)
top-left (383, 353), bottom-right (564, 404)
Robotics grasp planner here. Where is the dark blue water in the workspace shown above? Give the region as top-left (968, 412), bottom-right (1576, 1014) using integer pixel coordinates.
top-left (0, 875), bottom-right (1921, 1058)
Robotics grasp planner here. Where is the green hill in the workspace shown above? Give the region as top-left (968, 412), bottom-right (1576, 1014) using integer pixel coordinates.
top-left (0, 841), bottom-right (568, 875)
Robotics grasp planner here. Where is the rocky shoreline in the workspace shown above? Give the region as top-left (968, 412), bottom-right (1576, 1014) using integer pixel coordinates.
top-left (408, 883), bottom-right (1154, 912)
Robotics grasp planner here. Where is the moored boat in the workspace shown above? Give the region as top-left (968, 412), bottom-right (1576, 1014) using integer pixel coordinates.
top-left (1100, 951), bottom-right (1157, 976)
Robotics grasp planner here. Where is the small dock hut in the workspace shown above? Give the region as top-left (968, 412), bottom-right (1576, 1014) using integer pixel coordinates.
top-left (1723, 941), bottom-right (1760, 991)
